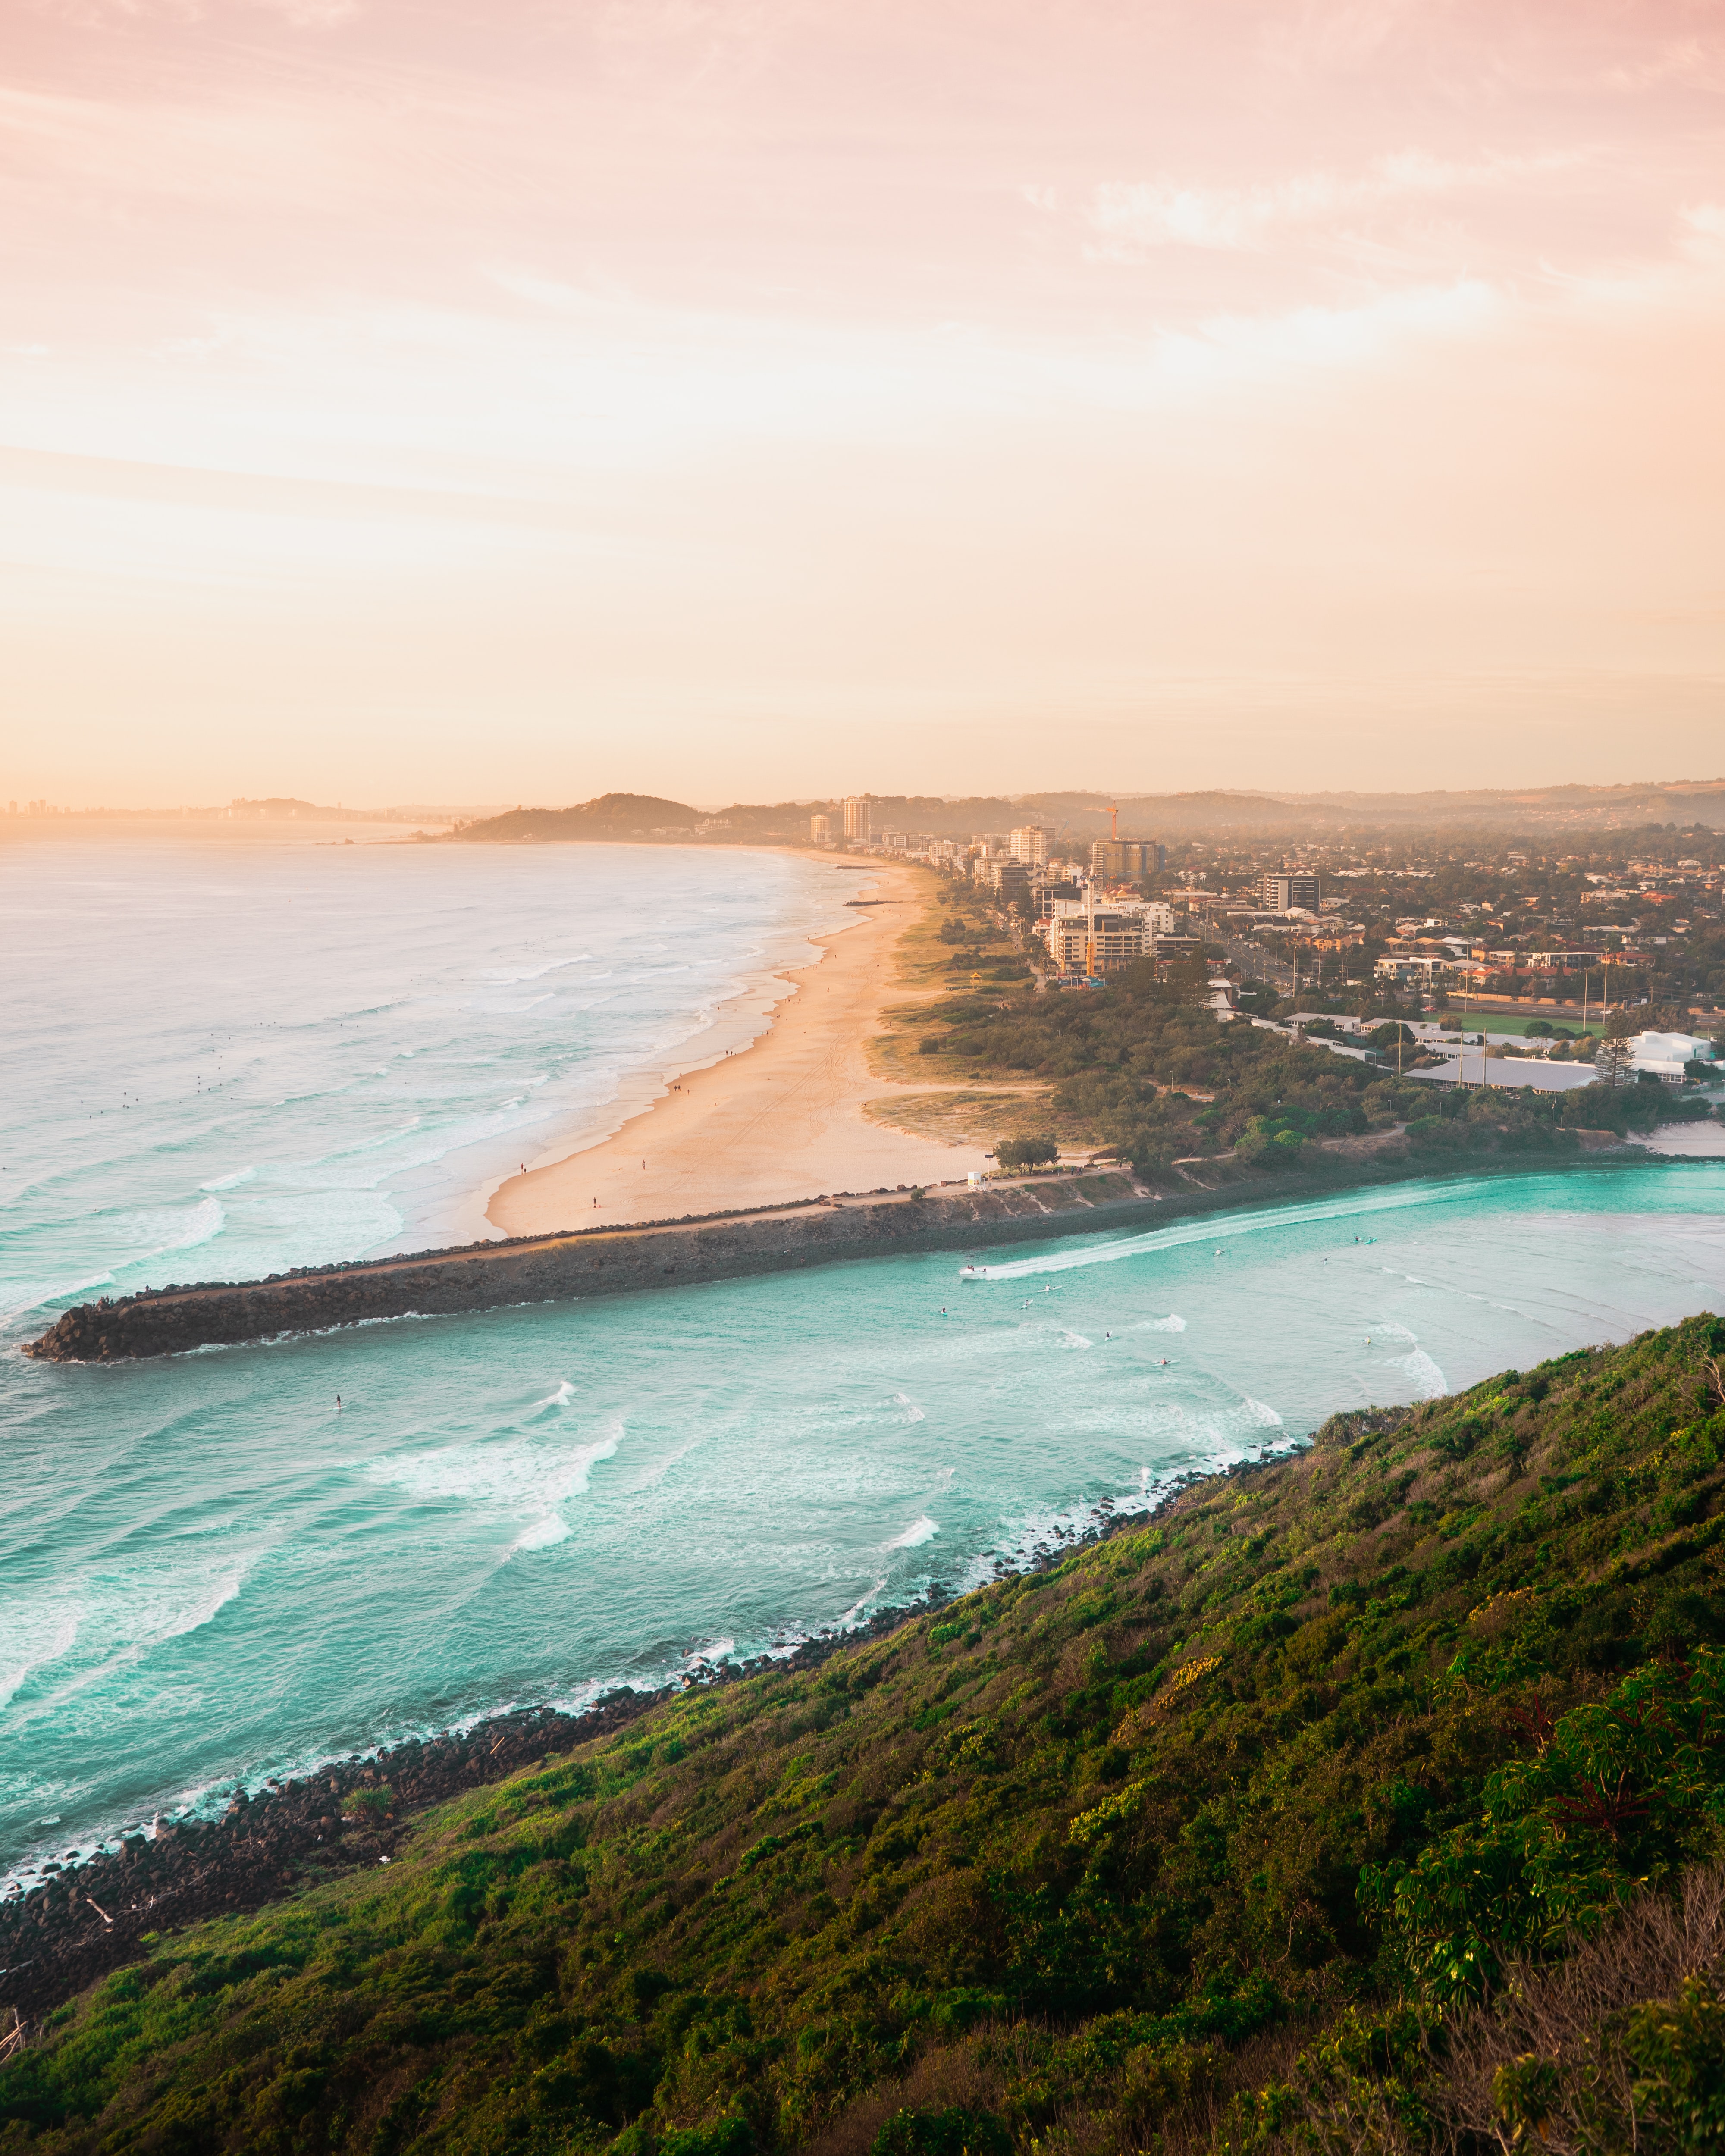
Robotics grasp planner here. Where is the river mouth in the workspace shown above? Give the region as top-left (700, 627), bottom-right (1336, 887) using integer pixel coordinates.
top-left (5, 1156), bottom-right (1723, 1888)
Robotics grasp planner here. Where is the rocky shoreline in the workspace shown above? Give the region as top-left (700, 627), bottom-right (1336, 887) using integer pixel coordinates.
top-left (0, 1458), bottom-right (1299, 2034)
top-left (0, 1600), bottom-right (934, 2029)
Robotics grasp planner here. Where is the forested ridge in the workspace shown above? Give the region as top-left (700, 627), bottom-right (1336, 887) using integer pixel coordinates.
top-left (9, 1320), bottom-right (1725, 2153)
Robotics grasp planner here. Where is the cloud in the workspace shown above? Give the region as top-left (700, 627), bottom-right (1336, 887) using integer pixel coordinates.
top-left (1085, 148), bottom-right (1585, 258)
top-left (1680, 203), bottom-right (1725, 260)
top-left (29, 0), bottom-right (355, 21)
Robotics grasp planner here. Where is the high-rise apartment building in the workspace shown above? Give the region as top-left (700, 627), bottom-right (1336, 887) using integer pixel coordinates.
top-left (1091, 838), bottom-right (1164, 881)
top-left (809, 814), bottom-right (832, 846)
top-left (1041, 910), bottom-right (1147, 974)
top-left (1259, 871), bottom-right (1320, 912)
top-left (1009, 824), bottom-right (1049, 865)
top-left (841, 796), bottom-right (871, 845)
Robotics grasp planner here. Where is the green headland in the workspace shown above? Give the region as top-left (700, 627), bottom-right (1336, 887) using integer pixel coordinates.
top-left (8, 1318), bottom-right (1725, 2153)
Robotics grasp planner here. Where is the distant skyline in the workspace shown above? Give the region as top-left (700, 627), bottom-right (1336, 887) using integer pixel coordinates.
top-left (4, 0), bottom-right (1722, 807)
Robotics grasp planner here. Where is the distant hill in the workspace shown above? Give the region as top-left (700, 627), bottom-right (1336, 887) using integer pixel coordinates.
top-left (448, 782), bottom-right (1725, 846)
top-left (450, 794), bottom-right (703, 842)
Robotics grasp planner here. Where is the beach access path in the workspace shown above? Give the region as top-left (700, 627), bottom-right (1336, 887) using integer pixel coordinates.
top-left (488, 859), bottom-right (991, 1235)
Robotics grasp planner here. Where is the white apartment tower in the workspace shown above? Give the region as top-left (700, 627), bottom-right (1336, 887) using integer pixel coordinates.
top-left (842, 796), bottom-right (871, 845)
top-left (1010, 824), bottom-right (1049, 865)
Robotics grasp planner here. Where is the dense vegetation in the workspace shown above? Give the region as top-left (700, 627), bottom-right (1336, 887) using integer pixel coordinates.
top-left (908, 962), bottom-right (1711, 1178)
top-left (9, 1319), bottom-right (1725, 2154)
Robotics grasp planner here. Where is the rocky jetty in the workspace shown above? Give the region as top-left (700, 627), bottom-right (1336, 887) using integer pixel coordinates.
top-left (24, 1171), bottom-right (1167, 1363)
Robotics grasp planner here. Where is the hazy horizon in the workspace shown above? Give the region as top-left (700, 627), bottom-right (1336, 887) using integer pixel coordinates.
top-left (4, 0), bottom-right (1722, 809)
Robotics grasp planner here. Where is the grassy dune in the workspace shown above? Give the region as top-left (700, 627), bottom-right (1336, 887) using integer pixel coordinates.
top-left (6, 1317), bottom-right (1725, 2154)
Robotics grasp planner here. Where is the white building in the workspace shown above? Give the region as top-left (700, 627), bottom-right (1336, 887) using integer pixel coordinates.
top-left (842, 796), bottom-right (871, 844)
top-left (809, 814), bottom-right (832, 846)
top-left (1047, 896), bottom-right (1173, 934)
top-left (1010, 824), bottom-right (1049, 865)
top-left (1630, 1031), bottom-right (1718, 1083)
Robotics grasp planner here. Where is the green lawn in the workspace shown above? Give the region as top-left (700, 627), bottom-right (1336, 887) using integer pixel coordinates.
top-left (1430, 1010), bottom-right (1602, 1039)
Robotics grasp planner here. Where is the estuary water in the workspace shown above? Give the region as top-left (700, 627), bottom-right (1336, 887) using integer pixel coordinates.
top-left (3, 840), bottom-right (1725, 1890)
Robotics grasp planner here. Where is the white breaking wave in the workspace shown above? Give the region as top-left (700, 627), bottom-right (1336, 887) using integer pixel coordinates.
top-left (514, 1514), bottom-right (572, 1551)
top-left (2, 1564), bottom-right (251, 1736)
top-left (1239, 1394), bottom-right (1284, 1429)
top-left (0, 1608), bottom-right (82, 1715)
top-left (1398, 1348), bottom-right (1449, 1398)
top-left (1142, 1313), bottom-right (1186, 1332)
top-left (971, 1179), bottom-right (1486, 1282)
top-left (479, 955), bottom-right (592, 985)
top-left (368, 1424), bottom-right (621, 1554)
top-left (110, 1196), bottom-right (226, 1263)
top-left (886, 1515), bottom-right (940, 1549)
top-left (839, 1580), bottom-right (889, 1626)
top-left (891, 1391), bottom-right (927, 1423)
top-left (199, 1167), bottom-right (255, 1192)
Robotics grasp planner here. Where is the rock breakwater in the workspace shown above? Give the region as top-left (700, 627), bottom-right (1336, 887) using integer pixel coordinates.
top-left (24, 1171), bottom-right (1164, 1363)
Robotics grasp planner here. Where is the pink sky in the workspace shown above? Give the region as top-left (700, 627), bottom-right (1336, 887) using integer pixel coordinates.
top-left (3, 0), bottom-right (1722, 807)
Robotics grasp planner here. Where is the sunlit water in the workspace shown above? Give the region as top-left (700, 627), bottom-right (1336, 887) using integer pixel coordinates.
top-left (3, 843), bottom-right (1724, 1888)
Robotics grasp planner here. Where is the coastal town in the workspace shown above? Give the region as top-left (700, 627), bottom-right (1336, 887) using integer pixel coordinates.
top-left (811, 795), bottom-right (1724, 1092)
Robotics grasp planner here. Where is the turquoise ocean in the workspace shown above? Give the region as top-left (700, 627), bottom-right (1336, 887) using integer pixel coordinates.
top-left (4, 839), bottom-right (1724, 1893)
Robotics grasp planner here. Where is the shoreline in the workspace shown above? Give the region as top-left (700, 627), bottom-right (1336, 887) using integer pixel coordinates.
top-left (443, 844), bottom-right (883, 1249)
top-left (485, 857), bottom-right (987, 1236)
top-left (0, 1438), bottom-right (1299, 2026)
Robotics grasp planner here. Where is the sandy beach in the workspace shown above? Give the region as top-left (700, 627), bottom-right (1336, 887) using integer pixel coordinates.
top-left (486, 860), bottom-right (991, 1234)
